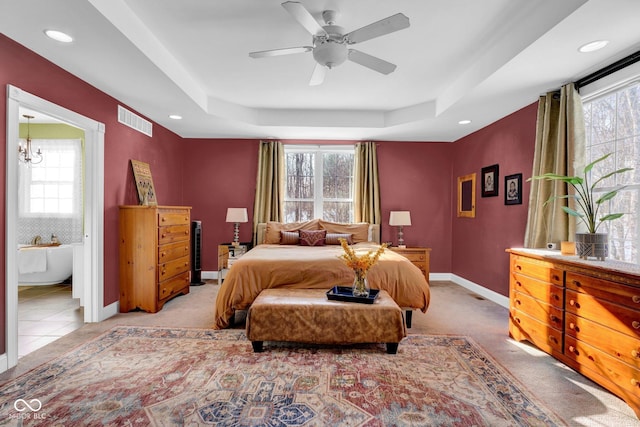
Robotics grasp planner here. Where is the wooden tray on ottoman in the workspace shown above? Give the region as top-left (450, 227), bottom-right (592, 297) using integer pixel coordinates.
top-left (246, 288), bottom-right (406, 354)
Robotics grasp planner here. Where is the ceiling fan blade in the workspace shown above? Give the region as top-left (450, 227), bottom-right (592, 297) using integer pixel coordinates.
top-left (344, 13), bottom-right (410, 44)
top-left (309, 63), bottom-right (327, 86)
top-left (282, 1), bottom-right (327, 36)
top-left (249, 46), bottom-right (313, 58)
top-left (348, 49), bottom-right (396, 74)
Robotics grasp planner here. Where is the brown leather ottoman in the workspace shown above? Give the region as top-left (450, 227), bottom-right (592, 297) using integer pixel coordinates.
top-left (246, 288), bottom-right (406, 354)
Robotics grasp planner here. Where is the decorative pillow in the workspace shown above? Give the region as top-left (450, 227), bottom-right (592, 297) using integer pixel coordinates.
top-left (319, 220), bottom-right (369, 243)
top-left (325, 233), bottom-right (353, 245)
top-left (280, 230), bottom-right (299, 245)
top-left (299, 229), bottom-right (327, 246)
top-left (263, 219), bottom-right (320, 244)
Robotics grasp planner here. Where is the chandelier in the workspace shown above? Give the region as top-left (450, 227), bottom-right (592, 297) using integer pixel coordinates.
top-left (18, 114), bottom-right (43, 165)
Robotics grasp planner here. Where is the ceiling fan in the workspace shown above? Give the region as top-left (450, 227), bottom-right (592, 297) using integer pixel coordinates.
top-left (249, 1), bottom-right (410, 86)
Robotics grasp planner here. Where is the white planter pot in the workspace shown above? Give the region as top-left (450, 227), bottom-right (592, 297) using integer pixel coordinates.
top-left (575, 233), bottom-right (608, 261)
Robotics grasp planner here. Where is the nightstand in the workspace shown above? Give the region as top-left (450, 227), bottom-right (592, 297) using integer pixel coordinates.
top-left (389, 247), bottom-right (431, 280)
top-left (217, 242), bottom-right (251, 284)
top-left (389, 246), bottom-right (431, 329)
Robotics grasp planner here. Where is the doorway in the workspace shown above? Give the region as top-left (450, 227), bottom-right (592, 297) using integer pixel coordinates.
top-left (5, 85), bottom-right (105, 370)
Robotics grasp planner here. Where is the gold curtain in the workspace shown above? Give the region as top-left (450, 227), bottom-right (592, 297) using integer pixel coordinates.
top-left (524, 83), bottom-right (585, 248)
top-left (354, 141), bottom-right (381, 225)
top-left (253, 140), bottom-right (284, 244)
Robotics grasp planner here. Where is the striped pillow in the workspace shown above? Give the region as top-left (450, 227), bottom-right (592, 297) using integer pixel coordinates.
top-left (280, 230), bottom-right (299, 245)
top-left (325, 233), bottom-right (353, 245)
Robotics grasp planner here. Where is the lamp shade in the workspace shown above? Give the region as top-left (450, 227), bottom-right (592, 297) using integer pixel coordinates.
top-left (226, 208), bottom-right (248, 223)
top-left (389, 211), bottom-right (411, 226)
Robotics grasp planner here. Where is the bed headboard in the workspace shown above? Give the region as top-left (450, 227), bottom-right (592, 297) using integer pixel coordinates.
top-left (256, 223), bottom-right (381, 245)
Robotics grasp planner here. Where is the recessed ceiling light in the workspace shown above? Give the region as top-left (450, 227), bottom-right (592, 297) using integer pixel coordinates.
top-left (168, 114), bottom-right (182, 120)
top-left (44, 29), bottom-right (73, 43)
top-left (578, 40), bottom-right (609, 53)
top-left (458, 120), bottom-right (472, 125)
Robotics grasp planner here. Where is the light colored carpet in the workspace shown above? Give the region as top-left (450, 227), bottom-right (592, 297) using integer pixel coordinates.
top-left (1, 281), bottom-right (639, 426)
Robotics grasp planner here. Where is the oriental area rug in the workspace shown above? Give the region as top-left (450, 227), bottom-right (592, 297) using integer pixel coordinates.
top-left (0, 327), bottom-right (564, 426)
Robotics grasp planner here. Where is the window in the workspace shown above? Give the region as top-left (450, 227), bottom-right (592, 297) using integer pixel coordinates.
top-left (582, 79), bottom-right (640, 263)
top-left (19, 139), bottom-right (82, 218)
top-left (283, 145), bottom-right (354, 223)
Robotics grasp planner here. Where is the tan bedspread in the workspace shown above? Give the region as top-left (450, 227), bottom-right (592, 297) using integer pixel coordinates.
top-left (214, 243), bottom-right (430, 329)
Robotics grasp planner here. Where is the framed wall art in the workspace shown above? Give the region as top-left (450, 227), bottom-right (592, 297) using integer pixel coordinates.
top-left (505, 173), bottom-right (522, 205)
top-left (481, 164), bottom-right (499, 197)
top-left (130, 159), bottom-right (158, 206)
top-left (457, 173), bottom-right (476, 218)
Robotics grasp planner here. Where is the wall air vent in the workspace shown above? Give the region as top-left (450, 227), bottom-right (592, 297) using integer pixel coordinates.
top-left (117, 105), bottom-right (153, 137)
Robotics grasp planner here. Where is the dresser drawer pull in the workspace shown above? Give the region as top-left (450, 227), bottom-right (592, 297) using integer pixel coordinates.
top-left (568, 322), bottom-right (579, 332)
top-left (551, 293), bottom-right (560, 301)
top-left (549, 314), bottom-right (560, 322)
top-left (632, 378), bottom-right (639, 388)
top-left (632, 349), bottom-right (639, 358)
top-left (515, 281), bottom-right (522, 287)
top-left (569, 299), bottom-right (580, 308)
top-left (571, 280), bottom-right (582, 287)
top-left (633, 321), bottom-right (640, 330)
top-left (548, 335), bottom-right (558, 344)
top-left (633, 295), bottom-right (640, 304)
top-left (568, 345), bottom-right (579, 355)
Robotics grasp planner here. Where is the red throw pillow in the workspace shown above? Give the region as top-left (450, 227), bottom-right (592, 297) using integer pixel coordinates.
top-left (299, 229), bottom-right (327, 246)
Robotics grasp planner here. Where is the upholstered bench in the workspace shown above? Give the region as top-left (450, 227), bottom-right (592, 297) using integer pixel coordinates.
top-left (246, 288), bottom-right (406, 354)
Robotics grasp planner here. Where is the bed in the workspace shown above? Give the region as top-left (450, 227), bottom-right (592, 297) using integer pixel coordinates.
top-left (213, 219), bottom-right (430, 329)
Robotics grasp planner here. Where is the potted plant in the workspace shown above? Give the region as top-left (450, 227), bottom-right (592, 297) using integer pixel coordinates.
top-left (531, 153), bottom-right (632, 260)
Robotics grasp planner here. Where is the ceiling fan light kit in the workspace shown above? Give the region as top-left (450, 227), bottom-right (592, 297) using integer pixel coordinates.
top-left (249, 1), bottom-right (409, 85)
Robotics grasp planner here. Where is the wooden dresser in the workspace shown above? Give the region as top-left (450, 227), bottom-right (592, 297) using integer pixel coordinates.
top-left (389, 247), bottom-right (431, 280)
top-left (119, 205), bottom-right (191, 313)
top-left (508, 248), bottom-right (640, 418)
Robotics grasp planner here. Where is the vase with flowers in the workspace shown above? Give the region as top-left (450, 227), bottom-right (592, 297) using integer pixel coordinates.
top-left (338, 238), bottom-right (389, 297)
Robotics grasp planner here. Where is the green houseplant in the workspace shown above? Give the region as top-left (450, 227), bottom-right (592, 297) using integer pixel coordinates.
top-left (531, 152), bottom-right (632, 260)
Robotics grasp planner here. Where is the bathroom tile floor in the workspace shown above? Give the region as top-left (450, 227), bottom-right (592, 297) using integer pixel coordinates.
top-left (18, 284), bottom-right (84, 359)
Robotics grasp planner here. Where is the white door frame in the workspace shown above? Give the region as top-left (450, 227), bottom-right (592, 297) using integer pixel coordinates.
top-left (4, 85), bottom-right (105, 371)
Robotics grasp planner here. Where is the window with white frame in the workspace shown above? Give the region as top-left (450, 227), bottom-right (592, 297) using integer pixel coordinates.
top-left (283, 145), bottom-right (355, 223)
top-left (19, 139), bottom-right (82, 218)
top-left (582, 78), bottom-right (640, 263)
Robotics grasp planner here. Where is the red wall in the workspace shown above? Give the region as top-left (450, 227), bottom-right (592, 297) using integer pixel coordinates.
top-left (377, 141), bottom-right (453, 272)
top-left (1, 34), bottom-right (539, 356)
top-left (451, 104), bottom-right (538, 295)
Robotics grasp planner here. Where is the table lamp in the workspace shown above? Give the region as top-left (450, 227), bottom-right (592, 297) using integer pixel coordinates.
top-left (226, 208), bottom-right (248, 245)
top-left (389, 211), bottom-right (411, 248)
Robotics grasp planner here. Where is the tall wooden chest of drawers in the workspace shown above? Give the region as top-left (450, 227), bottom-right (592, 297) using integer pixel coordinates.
top-left (119, 205), bottom-right (191, 313)
top-left (508, 248), bottom-right (640, 418)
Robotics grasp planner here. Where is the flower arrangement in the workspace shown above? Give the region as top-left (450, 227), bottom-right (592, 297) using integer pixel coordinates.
top-left (338, 238), bottom-right (389, 296)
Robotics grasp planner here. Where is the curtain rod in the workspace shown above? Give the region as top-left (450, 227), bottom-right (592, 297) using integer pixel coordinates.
top-left (575, 50), bottom-right (640, 90)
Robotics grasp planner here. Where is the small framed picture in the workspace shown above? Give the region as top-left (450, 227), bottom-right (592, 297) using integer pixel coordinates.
top-left (481, 164), bottom-right (499, 197)
top-left (505, 173), bottom-right (522, 205)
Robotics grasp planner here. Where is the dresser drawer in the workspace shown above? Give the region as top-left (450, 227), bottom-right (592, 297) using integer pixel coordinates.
top-left (565, 335), bottom-right (640, 396)
top-left (566, 289), bottom-right (640, 339)
top-left (158, 271), bottom-right (190, 301)
top-left (511, 272), bottom-right (563, 309)
top-left (566, 271), bottom-right (640, 309)
top-left (158, 210), bottom-right (190, 226)
top-left (511, 256), bottom-right (563, 285)
top-left (397, 251), bottom-right (426, 262)
top-left (511, 291), bottom-right (563, 330)
top-left (510, 309), bottom-right (563, 354)
top-left (159, 241), bottom-right (190, 264)
top-left (566, 311), bottom-right (640, 369)
top-left (158, 224), bottom-right (190, 245)
top-left (158, 256), bottom-right (190, 282)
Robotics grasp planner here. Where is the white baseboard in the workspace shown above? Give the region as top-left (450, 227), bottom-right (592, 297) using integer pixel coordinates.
top-left (431, 273), bottom-right (509, 309)
top-left (0, 353), bottom-right (7, 373)
top-left (202, 271), bottom-right (216, 280)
